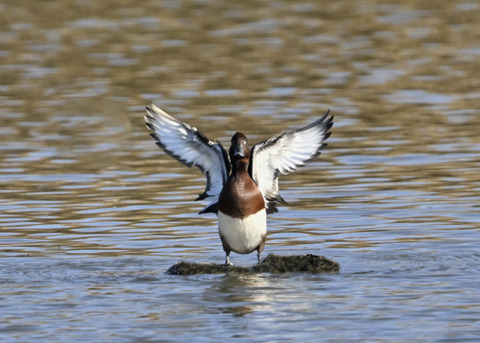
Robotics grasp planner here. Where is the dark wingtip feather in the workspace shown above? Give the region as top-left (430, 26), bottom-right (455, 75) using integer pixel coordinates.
top-left (273, 193), bottom-right (288, 205)
top-left (195, 192), bottom-right (208, 201)
top-left (199, 203), bottom-right (218, 214)
top-left (321, 108), bottom-right (331, 121)
top-left (145, 107), bottom-right (156, 120)
top-left (145, 121), bottom-right (155, 131)
top-left (266, 203), bottom-right (279, 214)
top-left (297, 109), bottom-right (334, 133)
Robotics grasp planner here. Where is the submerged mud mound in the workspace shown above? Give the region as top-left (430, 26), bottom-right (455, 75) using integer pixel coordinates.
top-left (167, 254), bottom-right (340, 275)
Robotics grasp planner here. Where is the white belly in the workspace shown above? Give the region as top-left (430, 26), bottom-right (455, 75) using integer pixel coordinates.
top-left (218, 209), bottom-right (267, 254)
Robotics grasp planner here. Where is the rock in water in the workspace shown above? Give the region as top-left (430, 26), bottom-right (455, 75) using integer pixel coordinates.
top-left (252, 254), bottom-right (339, 274)
top-left (166, 254), bottom-right (339, 275)
top-left (166, 262), bottom-right (250, 275)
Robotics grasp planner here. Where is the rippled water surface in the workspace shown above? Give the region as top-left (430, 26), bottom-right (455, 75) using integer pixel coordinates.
top-left (1, 1), bottom-right (480, 342)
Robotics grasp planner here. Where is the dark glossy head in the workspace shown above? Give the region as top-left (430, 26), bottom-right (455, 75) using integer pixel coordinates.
top-left (229, 132), bottom-right (250, 161)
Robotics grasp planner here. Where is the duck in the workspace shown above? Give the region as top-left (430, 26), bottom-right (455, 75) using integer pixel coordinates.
top-left (144, 104), bottom-right (333, 265)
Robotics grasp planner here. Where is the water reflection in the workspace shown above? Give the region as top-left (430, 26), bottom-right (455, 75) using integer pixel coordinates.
top-left (1, 0), bottom-right (480, 342)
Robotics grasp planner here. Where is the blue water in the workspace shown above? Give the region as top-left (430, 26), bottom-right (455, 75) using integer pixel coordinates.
top-left (1, 1), bottom-right (480, 342)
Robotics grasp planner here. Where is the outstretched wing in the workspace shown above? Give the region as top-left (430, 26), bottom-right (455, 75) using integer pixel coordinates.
top-left (250, 110), bottom-right (333, 214)
top-left (145, 104), bottom-right (230, 214)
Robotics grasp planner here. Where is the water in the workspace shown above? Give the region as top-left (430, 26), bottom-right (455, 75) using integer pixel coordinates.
top-left (1, 1), bottom-right (480, 342)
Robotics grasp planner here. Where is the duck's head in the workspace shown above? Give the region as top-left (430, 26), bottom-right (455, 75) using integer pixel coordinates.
top-left (229, 132), bottom-right (250, 162)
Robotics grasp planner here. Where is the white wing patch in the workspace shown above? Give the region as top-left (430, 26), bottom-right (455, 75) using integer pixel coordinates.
top-left (145, 104), bottom-right (230, 213)
top-left (251, 110), bottom-right (333, 213)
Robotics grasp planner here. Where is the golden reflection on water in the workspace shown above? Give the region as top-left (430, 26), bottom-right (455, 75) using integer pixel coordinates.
top-left (1, 2), bottom-right (480, 342)
top-left (0, 0), bottom-right (479, 259)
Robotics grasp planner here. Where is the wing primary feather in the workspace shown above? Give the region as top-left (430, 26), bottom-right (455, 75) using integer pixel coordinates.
top-left (250, 109), bottom-right (333, 212)
top-left (145, 104), bottom-right (230, 213)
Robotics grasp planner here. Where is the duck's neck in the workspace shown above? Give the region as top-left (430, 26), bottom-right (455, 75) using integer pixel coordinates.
top-left (232, 159), bottom-right (249, 174)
